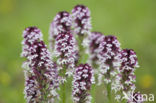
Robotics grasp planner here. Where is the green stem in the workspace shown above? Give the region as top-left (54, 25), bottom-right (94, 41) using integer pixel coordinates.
top-left (91, 70), bottom-right (97, 103)
top-left (59, 65), bottom-right (67, 103)
top-left (76, 35), bottom-right (88, 65)
top-left (107, 83), bottom-right (112, 103)
top-left (37, 70), bottom-right (49, 103)
top-left (60, 82), bottom-right (66, 103)
top-left (91, 84), bottom-right (96, 103)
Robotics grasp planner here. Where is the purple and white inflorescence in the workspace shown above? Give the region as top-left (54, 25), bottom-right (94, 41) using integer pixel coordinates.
top-left (72, 64), bottom-right (95, 103)
top-left (49, 11), bottom-right (72, 51)
top-left (114, 49), bottom-right (139, 101)
top-left (89, 32), bottom-right (104, 68)
top-left (21, 27), bottom-right (59, 103)
top-left (72, 5), bottom-right (92, 35)
top-left (20, 4), bottom-right (143, 103)
top-left (24, 75), bottom-right (41, 103)
top-left (49, 11), bottom-right (72, 38)
top-left (54, 31), bottom-right (78, 76)
top-left (97, 35), bottom-right (121, 85)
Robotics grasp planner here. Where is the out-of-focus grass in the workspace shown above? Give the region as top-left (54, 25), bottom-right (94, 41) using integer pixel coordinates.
top-left (0, 0), bottom-right (156, 103)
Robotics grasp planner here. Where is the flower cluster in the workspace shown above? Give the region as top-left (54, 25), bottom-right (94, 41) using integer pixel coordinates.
top-left (24, 74), bottom-right (41, 103)
top-left (97, 35), bottom-right (121, 84)
top-left (49, 11), bottom-right (72, 38)
top-left (54, 31), bottom-right (78, 76)
top-left (49, 11), bottom-right (72, 51)
top-left (114, 49), bottom-right (139, 101)
top-left (21, 4), bottom-right (142, 103)
top-left (72, 5), bottom-right (91, 35)
top-left (89, 32), bottom-right (104, 68)
top-left (71, 5), bottom-right (92, 65)
top-left (49, 11), bottom-right (78, 78)
top-left (72, 64), bottom-right (94, 103)
top-left (21, 27), bottom-right (59, 103)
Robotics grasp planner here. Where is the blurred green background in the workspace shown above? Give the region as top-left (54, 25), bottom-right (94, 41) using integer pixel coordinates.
top-left (0, 0), bottom-right (156, 103)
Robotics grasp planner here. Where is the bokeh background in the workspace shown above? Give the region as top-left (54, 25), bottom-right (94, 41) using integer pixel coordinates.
top-left (0, 0), bottom-right (156, 103)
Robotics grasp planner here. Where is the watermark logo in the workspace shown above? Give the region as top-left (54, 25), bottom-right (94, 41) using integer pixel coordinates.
top-left (123, 91), bottom-right (155, 102)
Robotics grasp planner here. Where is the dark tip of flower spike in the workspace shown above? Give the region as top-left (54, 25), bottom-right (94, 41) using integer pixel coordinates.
top-left (98, 35), bottom-right (121, 63)
top-left (72, 4), bottom-right (91, 35)
top-left (89, 32), bottom-right (104, 54)
top-left (72, 5), bottom-right (90, 18)
top-left (104, 35), bottom-right (120, 53)
top-left (23, 26), bottom-right (41, 38)
top-left (58, 11), bottom-right (69, 18)
top-left (120, 49), bottom-right (139, 69)
top-left (50, 11), bottom-right (72, 38)
top-left (22, 26), bottom-right (43, 47)
top-left (57, 11), bottom-right (71, 31)
top-left (25, 26), bottom-right (39, 33)
top-left (74, 5), bottom-right (87, 9)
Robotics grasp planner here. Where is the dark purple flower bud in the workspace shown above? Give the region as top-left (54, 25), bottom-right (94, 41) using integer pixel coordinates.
top-left (23, 26), bottom-right (42, 44)
top-left (72, 64), bottom-right (95, 103)
top-left (89, 32), bottom-right (104, 67)
top-left (97, 35), bottom-right (121, 84)
top-left (21, 27), bottom-right (59, 102)
top-left (72, 5), bottom-right (92, 35)
top-left (54, 31), bottom-right (78, 76)
top-left (21, 27), bottom-right (42, 58)
top-left (49, 11), bottom-right (72, 39)
top-left (120, 49), bottom-right (139, 70)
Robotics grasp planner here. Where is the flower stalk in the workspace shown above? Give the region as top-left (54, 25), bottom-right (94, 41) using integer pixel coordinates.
top-left (59, 65), bottom-right (67, 103)
top-left (49, 11), bottom-right (78, 103)
top-left (107, 82), bottom-right (112, 103)
top-left (72, 5), bottom-right (92, 65)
